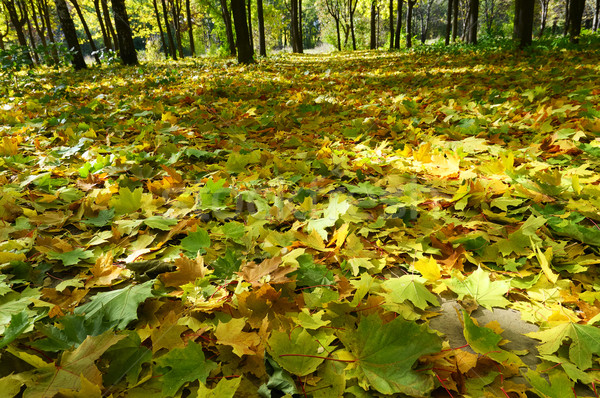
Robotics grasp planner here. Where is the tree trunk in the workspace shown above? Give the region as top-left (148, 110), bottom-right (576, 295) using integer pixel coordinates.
top-left (388, 0), bottom-right (393, 49)
top-left (231, 0), bottom-right (254, 63)
top-left (3, 0), bottom-right (33, 63)
top-left (514, 0), bottom-right (534, 48)
top-left (69, 0), bottom-right (101, 64)
top-left (452, 0), bottom-right (458, 41)
top-left (247, 0), bottom-right (253, 50)
top-left (445, 0), bottom-right (452, 45)
top-left (298, 0), bottom-right (303, 52)
top-left (111, 0), bottom-right (138, 65)
top-left (152, 0), bottom-right (169, 57)
top-left (349, 0), bottom-right (356, 50)
top-left (161, 0), bottom-right (176, 59)
top-left (101, 0), bottom-right (118, 51)
top-left (38, 0), bottom-right (59, 62)
top-left (220, 0), bottom-right (236, 56)
top-left (29, 0), bottom-right (47, 49)
top-left (93, 0), bottom-right (111, 49)
top-left (170, 0), bottom-right (183, 57)
top-left (370, 0), bottom-right (376, 49)
top-left (465, 0), bottom-right (478, 44)
top-left (568, 0), bottom-right (585, 43)
top-left (538, 0), bottom-right (549, 37)
top-left (406, 0), bottom-right (414, 47)
top-left (54, 0), bottom-right (86, 69)
top-left (564, 0), bottom-right (570, 36)
top-left (593, 0), bottom-right (600, 32)
top-left (335, 17), bottom-right (341, 50)
top-left (394, 0), bottom-right (402, 48)
top-left (185, 0), bottom-right (194, 56)
top-left (257, 0), bottom-right (266, 56)
top-left (22, 0), bottom-right (40, 64)
top-left (290, 0), bottom-right (299, 52)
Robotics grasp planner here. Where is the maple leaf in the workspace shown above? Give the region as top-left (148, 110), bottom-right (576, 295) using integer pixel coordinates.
top-left (462, 311), bottom-right (523, 365)
top-left (340, 314), bottom-right (442, 396)
top-left (380, 275), bottom-right (440, 310)
top-left (268, 327), bottom-right (328, 376)
top-left (161, 255), bottom-right (210, 287)
top-left (155, 341), bottom-right (218, 397)
top-left (446, 267), bottom-right (510, 310)
top-left (214, 317), bottom-right (261, 356)
top-left (196, 377), bottom-right (241, 398)
top-left (237, 257), bottom-right (296, 287)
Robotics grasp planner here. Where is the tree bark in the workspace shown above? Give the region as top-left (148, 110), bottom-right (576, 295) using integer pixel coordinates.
top-left (231, 0), bottom-right (254, 63)
top-left (394, 0), bottom-right (402, 48)
top-left (388, 0), bottom-right (393, 49)
top-left (161, 0), bottom-right (176, 59)
top-left (152, 0), bottom-right (169, 57)
top-left (111, 0), bottom-right (138, 65)
top-left (93, 0), bottom-right (111, 49)
top-left (326, 0), bottom-right (341, 50)
top-left (38, 0), bottom-right (59, 62)
top-left (349, 0), bottom-right (357, 50)
top-left (406, 0), bottom-right (414, 48)
top-left (69, 0), bottom-right (101, 64)
top-left (452, 0), bottom-right (458, 41)
top-left (3, 0), bottom-right (33, 63)
top-left (257, 0), bottom-right (266, 56)
top-left (185, 0), bottom-right (194, 56)
top-left (54, 0), bottom-right (86, 69)
top-left (298, 0), bottom-right (303, 52)
top-left (594, 0), bottom-right (600, 32)
top-left (220, 0), bottom-right (236, 56)
top-left (170, 0), bottom-right (183, 57)
top-left (465, 0), bottom-right (478, 44)
top-left (564, 0), bottom-right (570, 36)
top-left (538, 0), bottom-right (550, 37)
top-left (370, 0), bottom-right (376, 49)
top-left (568, 0), bottom-right (585, 43)
top-left (22, 0), bottom-right (40, 64)
top-left (445, 0), bottom-right (452, 45)
top-left (247, 0), bottom-right (253, 50)
top-left (514, 0), bottom-right (534, 48)
top-left (101, 0), bottom-right (118, 52)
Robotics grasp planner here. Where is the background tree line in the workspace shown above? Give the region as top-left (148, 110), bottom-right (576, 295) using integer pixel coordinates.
top-left (1, 0), bottom-right (598, 66)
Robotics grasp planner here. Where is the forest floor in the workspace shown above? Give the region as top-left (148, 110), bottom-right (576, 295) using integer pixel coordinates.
top-left (1, 47), bottom-right (600, 397)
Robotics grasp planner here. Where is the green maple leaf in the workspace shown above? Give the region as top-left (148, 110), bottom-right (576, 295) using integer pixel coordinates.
top-left (268, 328), bottom-right (327, 376)
top-left (83, 208), bottom-right (115, 227)
top-left (446, 267), bottom-right (510, 310)
top-left (110, 187), bottom-right (143, 215)
top-left (155, 341), bottom-right (218, 397)
top-left (381, 275), bottom-right (439, 310)
top-left (0, 311), bottom-right (30, 349)
top-left (143, 216), bottom-right (178, 231)
top-left (103, 332), bottom-right (152, 385)
top-left (343, 182), bottom-right (386, 196)
top-left (525, 369), bottom-right (575, 398)
top-left (47, 248), bottom-right (94, 266)
top-left (24, 331), bottom-right (124, 398)
top-left (462, 311), bottom-right (523, 365)
top-left (527, 323), bottom-right (600, 370)
top-left (196, 377), bottom-right (241, 398)
top-left (75, 280), bottom-right (154, 330)
top-left (180, 229), bottom-right (211, 256)
top-left (340, 314), bottom-right (441, 396)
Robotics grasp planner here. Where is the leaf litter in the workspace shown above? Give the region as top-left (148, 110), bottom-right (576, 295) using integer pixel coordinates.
top-left (1, 48), bottom-right (600, 396)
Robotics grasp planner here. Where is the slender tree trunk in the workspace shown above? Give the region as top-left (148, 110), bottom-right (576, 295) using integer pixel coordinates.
top-left (568, 0), bottom-right (585, 43)
top-left (93, 0), bottom-right (111, 49)
top-left (370, 0), bottom-right (376, 49)
top-left (538, 0), bottom-right (549, 37)
top-left (231, 0), bottom-right (254, 63)
top-left (101, 0), bottom-right (118, 51)
top-left (185, 0), bottom-right (194, 55)
top-left (247, 0), bottom-right (253, 50)
top-left (335, 17), bottom-right (341, 50)
top-left (3, 0), bottom-right (33, 63)
top-left (69, 0), bottom-right (101, 64)
top-left (152, 0), bottom-right (168, 57)
top-left (170, 0), bottom-right (183, 57)
top-left (290, 0), bottom-right (299, 52)
top-left (394, 0), bottom-right (402, 47)
top-left (452, 0), bottom-right (458, 41)
top-left (110, 0), bottom-right (138, 65)
top-left (38, 0), bottom-right (59, 62)
top-left (465, 0), bottom-right (478, 44)
top-left (593, 0), bottom-right (600, 31)
top-left (349, 0), bottom-right (356, 50)
top-left (445, 0), bottom-right (452, 44)
top-left (298, 0), bottom-right (303, 52)
top-left (220, 0), bottom-right (236, 56)
top-left (54, 0), bottom-right (86, 69)
top-left (406, 0), bottom-right (414, 47)
top-left (22, 0), bottom-right (40, 64)
top-left (29, 0), bottom-right (47, 49)
top-left (161, 0), bottom-right (176, 59)
top-left (514, 0), bottom-right (534, 48)
top-left (389, 0), bottom-right (394, 49)
top-left (257, 0), bottom-right (266, 56)
top-left (564, 0), bottom-right (570, 36)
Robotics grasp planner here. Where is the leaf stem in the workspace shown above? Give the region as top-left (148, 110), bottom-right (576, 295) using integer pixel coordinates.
top-left (278, 353), bottom-right (356, 363)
